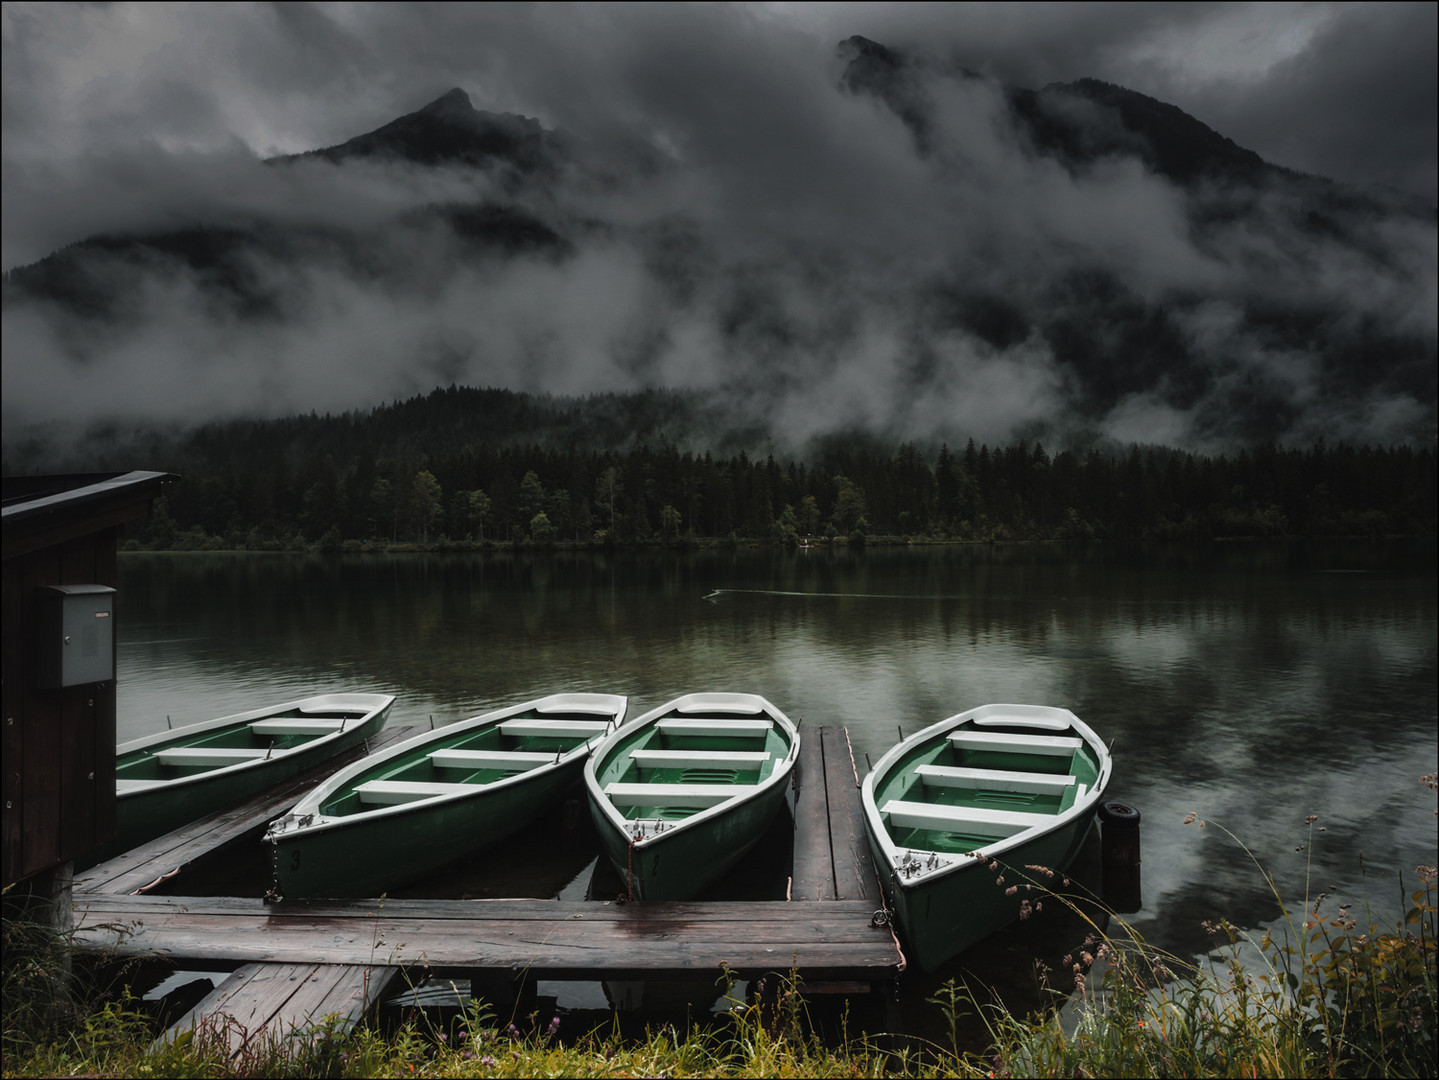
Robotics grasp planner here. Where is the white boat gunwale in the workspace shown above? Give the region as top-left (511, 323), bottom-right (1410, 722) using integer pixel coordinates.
top-left (268, 693), bottom-right (626, 836)
top-left (861, 703), bottom-right (1111, 885)
top-left (584, 692), bottom-right (800, 847)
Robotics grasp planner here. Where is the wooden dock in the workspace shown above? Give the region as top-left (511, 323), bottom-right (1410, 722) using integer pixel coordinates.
top-left (72, 724), bottom-right (901, 1051)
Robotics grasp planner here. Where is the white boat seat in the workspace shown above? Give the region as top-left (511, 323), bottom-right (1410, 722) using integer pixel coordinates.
top-left (116, 778), bottom-right (166, 793)
top-left (948, 731), bottom-right (1083, 757)
top-left (630, 749), bottom-right (771, 769)
top-left (973, 712), bottom-right (1075, 731)
top-left (604, 781), bottom-right (760, 808)
top-left (498, 719), bottom-right (611, 738)
top-left (675, 703), bottom-right (766, 716)
top-left (429, 749), bottom-right (555, 770)
top-left (354, 780), bottom-right (478, 805)
top-left (915, 765), bottom-right (1076, 795)
top-left (880, 799), bottom-right (1055, 837)
top-left (154, 746), bottom-right (286, 766)
top-left (250, 717), bottom-right (349, 735)
top-left (536, 702), bottom-right (622, 716)
top-left (655, 719), bottom-right (772, 737)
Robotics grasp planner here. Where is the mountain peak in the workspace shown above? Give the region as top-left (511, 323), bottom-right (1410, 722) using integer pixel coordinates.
top-left (418, 87), bottom-right (476, 118)
top-left (278, 87), bottom-right (560, 174)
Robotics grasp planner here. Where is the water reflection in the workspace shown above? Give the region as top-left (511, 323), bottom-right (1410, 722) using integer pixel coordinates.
top-left (116, 540), bottom-right (1437, 976)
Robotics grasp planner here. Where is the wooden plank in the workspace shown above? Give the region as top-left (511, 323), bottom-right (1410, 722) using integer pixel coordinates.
top-left (19, 544), bottom-right (62, 877)
top-left (656, 719), bottom-right (771, 736)
top-left (159, 961), bottom-right (399, 1054)
top-left (1, 556), bottom-right (25, 886)
top-left (249, 718), bottom-right (348, 735)
top-left (163, 962), bottom-right (315, 1054)
top-left (355, 780), bottom-right (477, 804)
top-left (630, 749), bottom-right (771, 769)
top-left (789, 727), bottom-right (836, 901)
top-left (498, 719), bottom-right (610, 737)
top-left (154, 747), bottom-right (282, 765)
top-left (915, 764), bottom-right (1075, 794)
top-left (879, 799), bottom-right (1051, 833)
top-left (75, 724), bottom-right (421, 896)
top-left (430, 749), bottom-right (552, 769)
top-left (949, 731), bottom-right (1082, 756)
top-left (603, 781), bottom-right (760, 807)
top-left (823, 728), bottom-right (878, 903)
top-left (72, 894), bottom-right (901, 982)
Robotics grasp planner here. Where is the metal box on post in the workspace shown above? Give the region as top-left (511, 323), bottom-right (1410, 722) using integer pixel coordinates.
top-left (36, 584), bottom-right (117, 688)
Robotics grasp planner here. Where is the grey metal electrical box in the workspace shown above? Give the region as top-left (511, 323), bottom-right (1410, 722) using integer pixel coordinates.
top-left (36, 584), bottom-right (117, 688)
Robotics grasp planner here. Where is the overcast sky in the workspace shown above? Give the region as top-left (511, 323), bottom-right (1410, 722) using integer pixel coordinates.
top-left (2, 2), bottom-right (1434, 452)
top-left (3, 1), bottom-right (1434, 269)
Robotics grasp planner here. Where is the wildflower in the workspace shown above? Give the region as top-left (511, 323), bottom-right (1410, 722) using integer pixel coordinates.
top-left (1182, 811), bottom-right (1196, 825)
top-left (481, 1055), bottom-right (495, 1067)
top-left (1080, 951), bottom-right (1093, 966)
top-left (1305, 814), bottom-right (1318, 825)
top-left (1005, 886), bottom-right (1018, 895)
top-left (547, 1015), bottom-right (561, 1036)
top-left (989, 860), bottom-right (998, 871)
top-left (1418, 864), bottom-right (1437, 883)
top-left (1019, 900), bottom-right (1032, 920)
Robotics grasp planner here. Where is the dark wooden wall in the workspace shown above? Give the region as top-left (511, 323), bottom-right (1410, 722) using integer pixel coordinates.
top-left (2, 528), bottom-right (119, 886)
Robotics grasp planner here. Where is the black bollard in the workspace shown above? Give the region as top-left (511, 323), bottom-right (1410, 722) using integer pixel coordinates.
top-left (1099, 800), bottom-right (1142, 914)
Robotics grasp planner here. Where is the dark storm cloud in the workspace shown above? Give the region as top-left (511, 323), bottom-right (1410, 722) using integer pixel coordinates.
top-left (794, 1), bottom-right (1438, 198)
top-left (1205, 3), bottom-right (1439, 196)
top-left (1, 2), bottom-right (1434, 452)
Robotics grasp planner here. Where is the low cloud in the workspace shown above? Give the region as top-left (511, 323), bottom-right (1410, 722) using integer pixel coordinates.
top-left (2, 4), bottom-right (1434, 454)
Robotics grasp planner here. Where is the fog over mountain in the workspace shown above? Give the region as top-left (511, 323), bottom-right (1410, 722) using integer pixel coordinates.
top-left (2, 3), bottom-right (1435, 457)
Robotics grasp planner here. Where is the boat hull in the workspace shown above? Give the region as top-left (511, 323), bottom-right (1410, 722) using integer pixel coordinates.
top-left (585, 692), bottom-right (800, 902)
top-left (271, 757), bottom-right (588, 898)
top-left (861, 703), bottom-right (1111, 971)
top-left (96, 693), bottom-right (393, 864)
top-left (266, 693), bottom-right (627, 899)
top-left (589, 771), bottom-right (790, 901)
top-left (869, 811), bottom-right (1096, 972)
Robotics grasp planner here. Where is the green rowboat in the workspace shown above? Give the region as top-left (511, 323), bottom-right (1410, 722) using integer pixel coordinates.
top-left (102, 692), bottom-right (395, 862)
top-left (585, 692), bottom-right (800, 901)
top-left (265, 692), bottom-right (627, 898)
top-left (861, 703), bottom-right (1111, 971)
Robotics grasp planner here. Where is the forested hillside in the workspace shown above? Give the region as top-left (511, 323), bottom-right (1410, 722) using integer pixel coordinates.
top-left (5, 386), bottom-right (1431, 549)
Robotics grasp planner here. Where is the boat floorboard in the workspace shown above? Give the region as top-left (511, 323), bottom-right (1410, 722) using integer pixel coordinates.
top-left (73, 725), bottom-right (900, 1046)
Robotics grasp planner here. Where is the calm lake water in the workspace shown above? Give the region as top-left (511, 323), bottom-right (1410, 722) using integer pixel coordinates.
top-left (114, 541), bottom-right (1438, 1020)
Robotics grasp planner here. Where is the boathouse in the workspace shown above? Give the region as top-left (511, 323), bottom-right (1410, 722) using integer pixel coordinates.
top-left (2, 471), bottom-right (174, 904)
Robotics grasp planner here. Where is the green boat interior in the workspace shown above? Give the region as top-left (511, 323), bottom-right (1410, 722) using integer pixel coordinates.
top-left (317, 710), bottom-right (612, 816)
top-left (876, 723), bottom-right (1102, 854)
top-left (594, 713), bottom-right (791, 822)
top-left (115, 709), bottom-right (368, 786)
